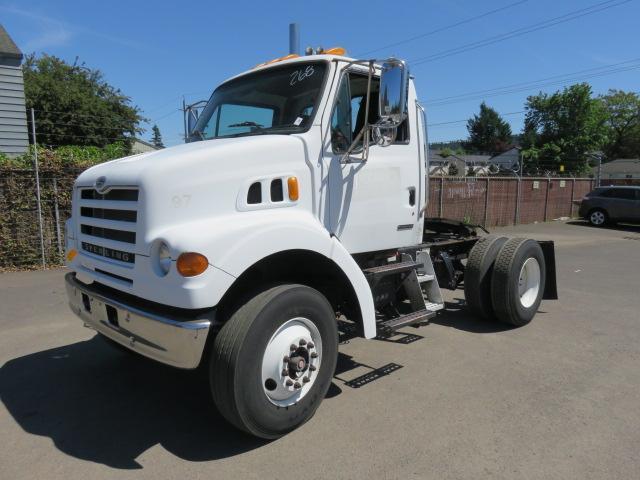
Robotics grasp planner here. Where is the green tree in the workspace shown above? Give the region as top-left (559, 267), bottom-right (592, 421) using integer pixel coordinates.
top-left (23, 54), bottom-right (144, 149)
top-left (151, 124), bottom-right (165, 148)
top-left (466, 102), bottom-right (512, 154)
top-left (522, 83), bottom-right (607, 174)
top-left (599, 89), bottom-right (640, 160)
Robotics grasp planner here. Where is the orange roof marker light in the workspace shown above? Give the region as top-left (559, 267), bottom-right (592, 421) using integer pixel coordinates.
top-left (254, 53), bottom-right (299, 69)
top-left (253, 47), bottom-right (348, 69)
top-left (323, 47), bottom-right (346, 56)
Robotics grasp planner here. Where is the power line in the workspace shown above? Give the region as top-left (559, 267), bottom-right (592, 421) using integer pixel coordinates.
top-left (426, 61), bottom-right (640, 107)
top-left (410, 0), bottom-right (632, 67)
top-left (425, 58), bottom-right (640, 104)
top-left (428, 110), bottom-right (526, 128)
top-left (357, 0), bottom-right (529, 57)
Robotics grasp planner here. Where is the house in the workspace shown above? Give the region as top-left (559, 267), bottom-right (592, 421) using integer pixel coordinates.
top-left (489, 146), bottom-right (521, 173)
top-left (0, 25), bottom-right (28, 156)
top-left (131, 138), bottom-right (159, 155)
top-left (601, 159), bottom-right (640, 180)
top-left (428, 151), bottom-right (466, 176)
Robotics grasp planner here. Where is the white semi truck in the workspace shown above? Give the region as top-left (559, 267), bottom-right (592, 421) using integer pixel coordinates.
top-left (64, 49), bottom-right (557, 438)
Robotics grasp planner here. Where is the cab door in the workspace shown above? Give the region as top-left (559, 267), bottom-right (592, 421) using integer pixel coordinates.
top-left (321, 70), bottom-right (422, 254)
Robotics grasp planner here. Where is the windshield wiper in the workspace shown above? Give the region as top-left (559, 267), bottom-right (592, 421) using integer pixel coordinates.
top-left (228, 121), bottom-right (264, 129)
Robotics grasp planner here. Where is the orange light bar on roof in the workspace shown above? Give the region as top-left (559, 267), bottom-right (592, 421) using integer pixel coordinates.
top-left (253, 47), bottom-right (347, 69)
top-left (254, 53), bottom-right (299, 69)
top-left (323, 47), bottom-right (346, 55)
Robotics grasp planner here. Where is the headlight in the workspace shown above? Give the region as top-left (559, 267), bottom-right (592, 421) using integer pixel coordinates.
top-left (157, 241), bottom-right (172, 276)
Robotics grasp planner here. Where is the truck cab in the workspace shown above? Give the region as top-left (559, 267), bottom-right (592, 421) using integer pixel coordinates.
top-left (65, 51), bottom-right (555, 438)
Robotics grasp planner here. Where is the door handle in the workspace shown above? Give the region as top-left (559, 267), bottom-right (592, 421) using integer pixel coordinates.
top-left (408, 187), bottom-right (416, 206)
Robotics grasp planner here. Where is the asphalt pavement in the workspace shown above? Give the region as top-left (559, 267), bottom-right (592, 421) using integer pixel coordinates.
top-left (1, 220), bottom-right (639, 479)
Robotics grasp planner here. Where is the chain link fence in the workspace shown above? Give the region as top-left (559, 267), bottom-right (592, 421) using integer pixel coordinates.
top-left (426, 176), bottom-right (597, 227)
top-left (0, 168), bottom-right (78, 270)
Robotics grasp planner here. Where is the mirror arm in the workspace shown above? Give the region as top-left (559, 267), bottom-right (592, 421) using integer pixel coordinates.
top-left (340, 61), bottom-right (375, 164)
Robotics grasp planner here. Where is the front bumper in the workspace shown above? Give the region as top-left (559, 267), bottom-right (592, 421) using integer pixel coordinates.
top-left (65, 273), bottom-right (212, 369)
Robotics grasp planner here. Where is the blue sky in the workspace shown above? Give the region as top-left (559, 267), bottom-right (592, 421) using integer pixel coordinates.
top-left (2, 0), bottom-right (639, 146)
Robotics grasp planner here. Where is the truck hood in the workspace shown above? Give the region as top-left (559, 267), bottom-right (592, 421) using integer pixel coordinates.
top-left (76, 135), bottom-right (304, 187)
top-left (74, 134), bottom-right (309, 247)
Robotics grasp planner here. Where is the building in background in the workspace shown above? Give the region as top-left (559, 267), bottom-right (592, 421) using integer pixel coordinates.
top-left (489, 147), bottom-right (521, 173)
top-left (0, 25), bottom-right (28, 157)
top-left (601, 159), bottom-right (640, 180)
top-left (131, 137), bottom-right (159, 155)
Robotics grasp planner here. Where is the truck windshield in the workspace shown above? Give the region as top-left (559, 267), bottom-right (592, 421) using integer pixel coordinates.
top-left (190, 61), bottom-right (328, 141)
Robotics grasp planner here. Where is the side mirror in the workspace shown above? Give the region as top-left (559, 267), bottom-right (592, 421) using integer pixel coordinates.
top-left (378, 58), bottom-right (408, 126)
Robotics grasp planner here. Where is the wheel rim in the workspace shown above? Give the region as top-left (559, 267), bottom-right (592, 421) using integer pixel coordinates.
top-left (518, 257), bottom-right (541, 309)
top-left (261, 317), bottom-right (322, 407)
top-left (590, 211), bottom-right (605, 225)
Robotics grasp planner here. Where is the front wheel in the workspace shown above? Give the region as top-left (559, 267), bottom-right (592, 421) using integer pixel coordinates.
top-left (210, 284), bottom-right (338, 439)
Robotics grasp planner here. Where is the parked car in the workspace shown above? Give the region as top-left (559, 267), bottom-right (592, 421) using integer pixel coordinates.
top-left (577, 186), bottom-right (640, 226)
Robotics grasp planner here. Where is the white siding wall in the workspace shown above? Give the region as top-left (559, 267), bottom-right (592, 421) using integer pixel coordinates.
top-left (0, 64), bottom-right (28, 156)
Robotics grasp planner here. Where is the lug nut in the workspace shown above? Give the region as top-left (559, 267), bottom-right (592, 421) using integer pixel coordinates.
top-left (309, 365), bottom-right (317, 371)
top-left (282, 369), bottom-right (288, 376)
top-left (286, 379), bottom-right (293, 386)
top-left (290, 344), bottom-right (297, 351)
top-left (299, 339), bottom-right (307, 346)
top-left (283, 355), bottom-right (290, 362)
top-left (294, 382), bottom-right (301, 389)
top-left (307, 342), bottom-right (315, 349)
top-left (302, 376), bottom-right (310, 383)
top-left (310, 352), bottom-right (318, 359)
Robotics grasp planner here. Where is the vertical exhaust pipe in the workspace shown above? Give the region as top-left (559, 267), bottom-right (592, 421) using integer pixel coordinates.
top-left (289, 23), bottom-right (300, 55)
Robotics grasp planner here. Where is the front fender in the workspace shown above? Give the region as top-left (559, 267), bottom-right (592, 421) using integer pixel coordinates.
top-left (157, 210), bottom-right (376, 338)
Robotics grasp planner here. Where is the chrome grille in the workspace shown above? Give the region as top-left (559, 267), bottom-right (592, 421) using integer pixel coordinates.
top-left (78, 187), bottom-right (139, 282)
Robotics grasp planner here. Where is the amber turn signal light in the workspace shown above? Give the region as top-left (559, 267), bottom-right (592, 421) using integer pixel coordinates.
top-left (66, 249), bottom-right (77, 262)
top-left (287, 176), bottom-right (299, 201)
top-left (177, 252), bottom-right (208, 277)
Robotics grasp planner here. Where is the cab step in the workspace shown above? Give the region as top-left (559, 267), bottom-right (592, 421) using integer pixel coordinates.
top-left (363, 260), bottom-right (422, 281)
top-left (377, 308), bottom-right (435, 332)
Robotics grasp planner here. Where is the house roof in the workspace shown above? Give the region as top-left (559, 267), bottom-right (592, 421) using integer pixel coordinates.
top-left (601, 159), bottom-right (640, 173)
top-left (0, 25), bottom-right (22, 59)
top-left (132, 137), bottom-right (158, 149)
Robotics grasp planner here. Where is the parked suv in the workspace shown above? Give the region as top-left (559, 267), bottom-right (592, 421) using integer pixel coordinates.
top-left (578, 186), bottom-right (640, 226)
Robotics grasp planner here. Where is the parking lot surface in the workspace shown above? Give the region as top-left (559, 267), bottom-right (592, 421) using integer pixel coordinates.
top-left (1, 221), bottom-right (639, 479)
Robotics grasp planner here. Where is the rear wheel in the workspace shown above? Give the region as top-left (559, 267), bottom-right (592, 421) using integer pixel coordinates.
top-left (491, 238), bottom-right (546, 327)
top-left (464, 235), bottom-right (508, 320)
top-left (210, 284), bottom-right (338, 439)
top-left (588, 208), bottom-right (607, 226)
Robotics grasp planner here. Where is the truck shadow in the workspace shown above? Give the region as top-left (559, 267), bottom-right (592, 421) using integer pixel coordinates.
top-left (0, 337), bottom-right (283, 469)
top-left (429, 298), bottom-right (518, 334)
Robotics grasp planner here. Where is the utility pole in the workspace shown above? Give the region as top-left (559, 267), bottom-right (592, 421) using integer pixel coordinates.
top-left (30, 108), bottom-right (46, 268)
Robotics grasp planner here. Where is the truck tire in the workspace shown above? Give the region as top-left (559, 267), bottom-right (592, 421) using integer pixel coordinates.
top-left (464, 235), bottom-right (508, 320)
top-left (491, 238), bottom-right (546, 326)
top-left (210, 284), bottom-right (338, 439)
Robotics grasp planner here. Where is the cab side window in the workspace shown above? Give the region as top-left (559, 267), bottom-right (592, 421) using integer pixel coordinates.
top-left (331, 77), bottom-right (352, 153)
top-left (331, 72), bottom-right (409, 154)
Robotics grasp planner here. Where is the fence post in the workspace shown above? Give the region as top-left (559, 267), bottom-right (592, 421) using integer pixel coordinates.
top-left (483, 177), bottom-right (490, 227)
top-left (439, 176), bottom-right (444, 217)
top-left (543, 177), bottom-right (550, 222)
top-left (515, 175), bottom-right (521, 225)
top-left (570, 177), bottom-right (576, 218)
top-left (30, 108), bottom-right (46, 268)
top-left (53, 177), bottom-right (63, 259)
